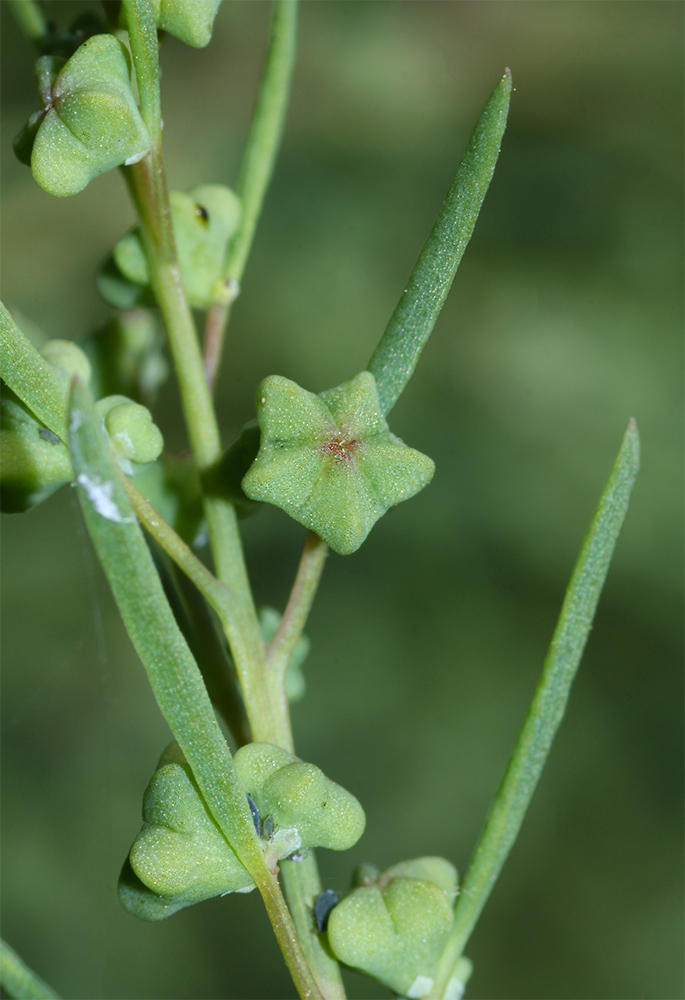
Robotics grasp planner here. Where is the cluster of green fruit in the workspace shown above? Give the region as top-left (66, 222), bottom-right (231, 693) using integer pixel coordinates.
top-left (14, 1), bottom-right (222, 197)
top-left (9, 5), bottom-right (436, 555)
top-left (4, 6), bottom-right (459, 995)
top-left (0, 335), bottom-right (164, 512)
top-left (120, 740), bottom-right (470, 1000)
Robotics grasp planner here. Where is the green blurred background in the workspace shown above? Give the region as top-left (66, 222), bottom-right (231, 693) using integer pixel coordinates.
top-left (2, 2), bottom-right (683, 998)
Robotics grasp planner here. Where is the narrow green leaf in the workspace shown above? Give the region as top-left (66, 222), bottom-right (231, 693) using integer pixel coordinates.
top-left (430, 419), bottom-right (640, 998)
top-left (0, 938), bottom-right (61, 1000)
top-left (225, 0), bottom-right (298, 284)
top-left (0, 304), bottom-right (68, 440)
top-left (68, 377), bottom-right (261, 869)
top-left (368, 69), bottom-right (512, 415)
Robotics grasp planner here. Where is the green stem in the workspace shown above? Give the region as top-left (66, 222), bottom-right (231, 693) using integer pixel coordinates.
top-left (281, 856), bottom-right (346, 1000)
top-left (266, 532), bottom-right (346, 998)
top-left (203, 0), bottom-right (298, 389)
top-left (0, 939), bottom-right (60, 1000)
top-left (368, 69), bottom-right (511, 416)
top-left (268, 531), bottom-right (328, 684)
top-left (430, 420), bottom-right (640, 999)
top-left (123, 477), bottom-right (228, 609)
top-left (120, 10), bottom-right (329, 995)
top-left (69, 378), bottom-right (320, 1000)
top-left (122, 2), bottom-right (274, 736)
top-left (226, 0), bottom-right (298, 283)
top-left (7, 0), bottom-right (47, 46)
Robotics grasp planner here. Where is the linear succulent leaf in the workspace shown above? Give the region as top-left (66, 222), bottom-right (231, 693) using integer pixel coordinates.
top-left (368, 70), bottom-right (512, 415)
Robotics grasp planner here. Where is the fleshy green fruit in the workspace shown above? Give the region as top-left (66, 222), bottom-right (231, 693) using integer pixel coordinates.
top-left (15, 35), bottom-right (149, 197)
top-left (155, 0), bottom-right (223, 47)
top-left (101, 185), bottom-right (241, 309)
top-left (241, 371), bottom-right (435, 555)
top-left (119, 746), bottom-right (254, 922)
top-left (120, 0), bottom-right (223, 48)
top-left (327, 857), bottom-right (463, 999)
top-left (233, 742), bottom-right (365, 852)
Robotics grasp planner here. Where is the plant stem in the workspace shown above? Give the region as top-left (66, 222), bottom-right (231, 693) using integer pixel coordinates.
top-left (429, 420), bottom-right (640, 999)
top-left (8, 0), bottom-right (47, 46)
top-left (368, 69), bottom-right (511, 416)
top-left (0, 939), bottom-right (60, 1000)
top-left (204, 287), bottom-right (236, 392)
top-left (268, 531), bottom-right (328, 683)
top-left (266, 532), bottom-right (347, 998)
top-left (122, 0), bottom-right (274, 737)
top-left (203, 0), bottom-right (298, 390)
top-left (257, 872), bottom-right (325, 1000)
top-left (70, 378), bottom-right (320, 1000)
top-left (281, 855), bottom-right (346, 1000)
top-left (123, 476), bottom-right (227, 607)
top-left (120, 9), bottom-right (332, 995)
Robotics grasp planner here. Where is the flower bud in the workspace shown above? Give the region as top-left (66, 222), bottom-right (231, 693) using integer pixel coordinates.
top-left (15, 35), bottom-right (149, 197)
top-left (95, 395), bottom-right (164, 467)
top-left (241, 371), bottom-right (435, 555)
top-left (327, 857), bottom-right (466, 1000)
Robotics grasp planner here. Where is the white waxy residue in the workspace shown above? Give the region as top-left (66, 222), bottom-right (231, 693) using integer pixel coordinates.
top-left (76, 473), bottom-right (135, 524)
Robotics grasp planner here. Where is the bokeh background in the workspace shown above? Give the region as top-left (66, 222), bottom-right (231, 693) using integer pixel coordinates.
top-left (2, 2), bottom-right (683, 998)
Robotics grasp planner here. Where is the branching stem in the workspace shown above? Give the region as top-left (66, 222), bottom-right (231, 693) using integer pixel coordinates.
top-left (268, 531), bottom-right (328, 684)
top-left (203, 0), bottom-right (298, 390)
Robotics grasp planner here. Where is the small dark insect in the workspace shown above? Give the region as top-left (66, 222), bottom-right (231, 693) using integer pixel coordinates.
top-left (246, 794), bottom-right (260, 836)
top-left (313, 889), bottom-right (338, 933)
top-left (262, 814), bottom-right (275, 840)
top-left (195, 204), bottom-right (210, 223)
top-left (39, 427), bottom-right (61, 444)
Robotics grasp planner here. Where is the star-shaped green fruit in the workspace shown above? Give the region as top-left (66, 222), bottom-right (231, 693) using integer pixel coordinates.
top-left (241, 371), bottom-right (435, 555)
top-left (14, 35), bottom-right (149, 198)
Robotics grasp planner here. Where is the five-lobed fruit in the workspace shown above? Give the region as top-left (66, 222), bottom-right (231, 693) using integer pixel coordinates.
top-left (242, 371), bottom-right (435, 555)
top-left (119, 744), bottom-right (254, 921)
top-left (14, 35), bottom-right (150, 197)
top-left (120, 741), bottom-right (365, 921)
top-left (327, 857), bottom-right (464, 999)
